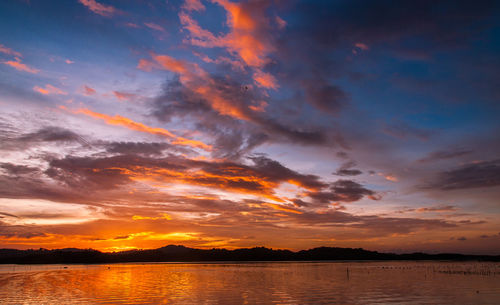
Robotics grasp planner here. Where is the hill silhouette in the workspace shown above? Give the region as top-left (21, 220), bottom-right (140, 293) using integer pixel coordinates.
top-left (0, 245), bottom-right (498, 264)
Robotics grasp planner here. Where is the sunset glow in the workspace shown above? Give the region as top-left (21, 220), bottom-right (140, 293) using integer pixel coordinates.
top-left (0, 0), bottom-right (499, 255)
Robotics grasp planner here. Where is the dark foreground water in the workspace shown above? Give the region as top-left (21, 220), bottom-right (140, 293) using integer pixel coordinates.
top-left (0, 261), bottom-right (499, 304)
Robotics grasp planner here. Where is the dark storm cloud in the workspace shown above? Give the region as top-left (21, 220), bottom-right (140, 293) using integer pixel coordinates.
top-left (300, 79), bottom-right (348, 115)
top-left (335, 169), bottom-right (363, 176)
top-left (0, 151), bottom-right (376, 208)
top-left (396, 205), bottom-right (458, 214)
top-left (336, 151), bottom-right (349, 159)
top-left (425, 159), bottom-right (500, 190)
top-left (288, 0), bottom-right (498, 50)
top-left (307, 179), bottom-right (375, 204)
top-left (156, 202), bottom-right (458, 238)
top-left (0, 126), bottom-right (87, 150)
top-left (249, 156), bottom-right (327, 189)
top-left (185, 155), bottom-right (329, 193)
top-left (349, 215), bottom-right (456, 235)
top-left (0, 221), bottom-right (47, 239)
top-left (331, 180), bottom-right (375, 200)
top-left (253, 115), bottom-right (328, 145)
top-left (272, 0), bottom-right (499, 118)
top-left (20, 127), bottom-right (84, 143)
top-left (416, 205), bottom-right (457, 213)
top-left (152, 77), bottom-right (212, 121)
top-left (104, 141), bottom-right (182, 156)
top-left (382, 121), bottom-right (432, 141)
top-left (152, 72), bottom-right (331, 158)
top-left (15, 212), bottom-right (77, 219)
top-left (418, 149), bottom-right (473, 163)
top-left (0, 82), bottom-right (52, 105)
top-left (46, 156), bottom-right (137, 190)
top-left (286, 210), bottom-right (456, 236)
top-left (0, 163), bottom-right (41, 176)
top-left (212, 130), bottom-right (269, 160)
top-left (152, 79), bottom-right (269, 159)
top-left (0, 156), bottom-right (462, 243)
top-left (0, 212), bottom-right (19, 219)
top-left (334, 161), bottom-right (362, 176)
top-left (113, 235), bottom-right (130, 240)
top-left (0, 168), bottom-right (83, 204)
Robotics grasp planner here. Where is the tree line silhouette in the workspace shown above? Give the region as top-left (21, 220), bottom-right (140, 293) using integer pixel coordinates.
top-left (1, 245), bottom-right (498, 264)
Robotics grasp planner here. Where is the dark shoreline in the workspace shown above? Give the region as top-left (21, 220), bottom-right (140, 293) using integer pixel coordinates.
top-left (1, 245), bottom-right (499, 264)
top-left (4, 259), bottom-right (500, 266)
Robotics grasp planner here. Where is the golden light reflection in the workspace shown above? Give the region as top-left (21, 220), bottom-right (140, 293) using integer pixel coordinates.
top-left (102, 245), bottom-right (138, 252)
top-left (132, 213), bottom-right (172, 221)
top-left (262, 203), bottom-right (303, 214)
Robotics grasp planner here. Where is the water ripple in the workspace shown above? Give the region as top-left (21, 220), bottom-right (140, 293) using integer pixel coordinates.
top-left (0, 261), bottom-right (499, 304)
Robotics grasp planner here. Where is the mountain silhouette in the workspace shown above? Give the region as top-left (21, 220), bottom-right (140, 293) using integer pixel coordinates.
top-left (0, 245), bottom-right (498, 264)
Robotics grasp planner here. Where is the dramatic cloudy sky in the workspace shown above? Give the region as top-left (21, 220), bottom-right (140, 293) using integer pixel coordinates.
top-left (0, 0), bottom-right (499, 254)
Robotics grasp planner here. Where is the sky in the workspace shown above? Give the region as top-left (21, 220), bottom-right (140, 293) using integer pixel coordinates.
top-left (0, 0), bottom-right (499, 254)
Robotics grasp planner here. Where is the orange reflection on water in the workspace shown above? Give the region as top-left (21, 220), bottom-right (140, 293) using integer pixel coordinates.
top-left (1, 262), bottom-right (499, 304)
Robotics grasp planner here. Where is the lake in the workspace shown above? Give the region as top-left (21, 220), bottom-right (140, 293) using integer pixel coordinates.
top-left (0, 261), bottom-right (499, 304)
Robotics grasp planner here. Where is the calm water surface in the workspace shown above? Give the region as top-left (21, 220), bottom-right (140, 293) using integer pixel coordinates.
top-left (0, 261), bottom-right (499, 304)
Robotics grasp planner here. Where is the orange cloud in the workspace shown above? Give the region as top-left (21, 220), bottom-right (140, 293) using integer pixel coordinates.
top-left (137, 58), bottom-right (156, 72)
top-left (180, 1), bottom-right (281, 90)
top-left (132, 213), bottom-right (172, 221)
top-left (198, 54), bottom-right (245, 71)
top-left (355, 42), bottom-right (369, 50)
top-left (113, 91), bottom-right (136, 101)
top-left (218, 0), bottom-right (256, 31)
top-left (78, 0), bottom-right (116, 17)
top-left (153, 54), bottom-right (207, 87)
top-left (253, 70), bottom-right (278, 89)
top-left (378, 173), bottom-right (398, 182)
top-left (179, 1), bottom-right (278, 67)
top-left (385, 175), bottom-right (398, 182)
top-left (112, 165), bottom-right (285, 203)
top-left (0, 44), bottom-right (22, 57)
top-left (152, 54), bottom-right (190, 74)
top-left (0, 231), bottom-right (208, 251)
top-left (193, 85), bottom-right (249, 121)
top-left (125, 22), bottom-right (140, 28)
top-left (275, 16), bottom-right (287, 29)
top-left (75, 108), bottom-right (212, 151)
top-left (249, 100), bottom-right (268, 112)
top-left (183, 194), bottom-right (220, 200)
top-left (182, 0), bottom-right (205, 12)
top-left (197, 0), bottom-right (275, 68)
top-left (33, 84), bottom-right (67, 95)
top-left (138, 53), bottom-right (250, 121)
top-left (286, 179), bottom-right (321, 192)
top-left (138, 54), bottom-right (198, 80)
top-left (178, 12), bottom-right (222, 48)
top-left (3, 58), bottom-right (39, 74)
top-left (416, 206), bottom-right (457, 213)
top-left (263, 203), bottom-right (303, 214)
top-left (144, 22), bottom-right (166, 32)
top-left (83, 85), bottom-right (96, 96)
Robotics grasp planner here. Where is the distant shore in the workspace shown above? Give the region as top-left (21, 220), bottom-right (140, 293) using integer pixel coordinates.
top-left (1, 245), bottom-right (499, 264)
